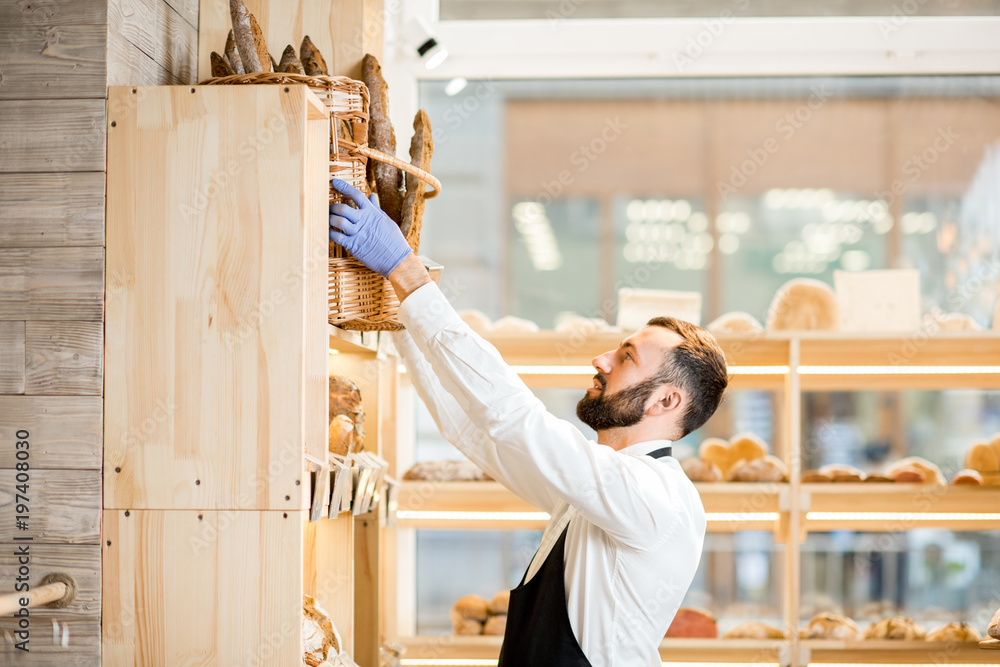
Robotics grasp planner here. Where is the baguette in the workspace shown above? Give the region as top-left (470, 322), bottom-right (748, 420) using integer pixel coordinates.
top-left (224, 30), bottom-right (245, 75)
top-left (278, 44), bottom-right (305, 74)
top-left (400, 109), bottom-right (434, 247)
top-left (210, 51), bottom-right (235, 77)
top-left (361, 54), bottom-right (404, 224)
top-left (300, 35), bottom-right (328, 76)
top-left (229, 0), bottom-right (262, 72)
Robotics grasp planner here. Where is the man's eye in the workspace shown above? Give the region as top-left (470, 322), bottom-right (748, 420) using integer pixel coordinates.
top-left (625, 353), bottom-right (633, 361)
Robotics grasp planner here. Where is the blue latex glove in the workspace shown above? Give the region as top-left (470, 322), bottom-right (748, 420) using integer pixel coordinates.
top-left (329, 179), bottom-right (412, 278)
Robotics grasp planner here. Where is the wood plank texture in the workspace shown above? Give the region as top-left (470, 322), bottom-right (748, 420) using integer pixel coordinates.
top-left (108, 0), bottom-right (198, 85)
top-left (0, 397), bottom-right (102, 469)
top-left (0, 20), bottom-right (107, 100)
top-left (107, 29), bottom-right (185, 86)
top-left (24, 321), bottom-right (103, 395)
top-left (303, 515), bottom-right (354, 655)
top-left (0, 248), bottom-right (103, 320)
top-left (305, 115), bottom-right (329, 469)
top-left (0, 470), bottom-right (101, 544)
top-left (102, 509), bottom-right (303, 666)
top-left (0, 545), bottom-right (101, 657)
top-left (197, 0), bottom-right (385, 81)
top-left (0, 321), bottom-right (26, 394)
top-left (0, 100), bottom-right (106, 173)
top-left (0, 174), bottom-right (105, 247)
top-left (105, 85), bottom-right (320, 510)
top-left (163, 0), bottom-right (200, 29)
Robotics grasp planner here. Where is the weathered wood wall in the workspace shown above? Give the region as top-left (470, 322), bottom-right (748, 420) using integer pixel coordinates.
top-left (0, 0), bottom-right (197, 660)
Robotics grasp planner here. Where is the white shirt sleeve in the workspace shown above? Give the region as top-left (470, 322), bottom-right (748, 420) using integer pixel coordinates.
top-left (397, 282), bottom-right (677, 548)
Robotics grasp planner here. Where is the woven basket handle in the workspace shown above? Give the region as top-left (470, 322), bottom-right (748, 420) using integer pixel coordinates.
top-left (353, 146), bottom-right (441, 199)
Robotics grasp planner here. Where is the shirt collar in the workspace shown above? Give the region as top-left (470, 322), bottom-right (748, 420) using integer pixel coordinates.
top-left (618, 439), bottom-right (674, 458)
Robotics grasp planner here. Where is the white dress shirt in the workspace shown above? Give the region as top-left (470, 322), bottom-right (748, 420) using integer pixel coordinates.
top-left (395, 282), bottom-right (707, 667)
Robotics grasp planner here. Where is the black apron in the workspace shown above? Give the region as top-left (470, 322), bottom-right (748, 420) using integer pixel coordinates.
top-left (497, 446), bottom-right (672, 667)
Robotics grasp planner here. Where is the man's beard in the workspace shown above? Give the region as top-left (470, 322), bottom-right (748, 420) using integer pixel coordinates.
top-left (576, 375), bottom-right (657, 432)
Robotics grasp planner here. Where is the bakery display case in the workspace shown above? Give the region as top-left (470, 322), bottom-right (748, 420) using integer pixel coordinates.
top-left (391, 330), bottom-right (1000, 666)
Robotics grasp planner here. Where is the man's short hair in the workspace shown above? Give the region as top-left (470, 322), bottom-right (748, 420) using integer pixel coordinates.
top-left (645, 316), bottom-right (729, 438)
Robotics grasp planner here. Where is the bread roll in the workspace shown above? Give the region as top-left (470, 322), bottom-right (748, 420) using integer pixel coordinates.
top-left (864, 474), bottom-right (894, 483)
top-left (211, 51), bottom-right (235, 77)
top-left (799, 613), bottom-right (861, 640)
top-left (888, 465), bottom-right (926, 484)
top-left (864, 616), bottom-right (926, 640)
top-left (723, 621), bottom-right (785, 639)
top-left (330, 375), bottom-right (365, 453)
top-left (926, 622), bottom-right (980, 642)
top-left (886, 456), bottom-right (946, 485)
top-left (728, 455), bottom-right (787, 483)
top-left (934, 312), bottom-right (983, 332)
top-left (329, 415), bottom-right (354, 457)
top-left (706, 311), bottom-right (763, 335)
top-left (965, 442), bottom-right (1000, 474)
top-left (278, 44), bottom-right (305, 74)
top-left (224, 30), bottom-right (245, 75)
top-left (729, 433), bottom-right (768, 464)
top-left (952, 469), bottom-right (984, 485)
top-left (459, 310), bottom-right (492, 335)
top-left (299, 35), bottom-right (328, 76)
top-left (699, 438), bottom-right (733, 476)
top-left (483, 614), bottom-right (507, 636)
top-left (451, 614), bottom-right (483, 635)
top-left (452, 594), bottom-right (489, 622)
top-left (403, 460), bottom-right (491, 482)
top-left (488, 590), bottom-right (509, 616)
top-left (989, 607), bottom-right (1000, 639)
top-left (491, 316), bottom-right (540, 333)
top-left (361, 54), bottom-right (404, 224)
top-left (681, 457), bottom-right (722, 483)
top-left (819, 463), bottom-right (865, 481)
top-left (766, 278), bottom-right (839, 331)
top-left (801, 470), bottom-right (833, 483)
top-left (665, 608), bottom-right (718, 638)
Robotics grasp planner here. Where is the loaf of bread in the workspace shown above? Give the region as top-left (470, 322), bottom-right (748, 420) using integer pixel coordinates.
top-left (699, 437), bottom-right (734, 476)
top-left (818, 463), bottom-right (866, 483)
top-left (952, 469), bottom-right (984, 485)
top-left (303, 594), bottom-right (339, 666)
top-left (329, 415), bottom-right (354, 457)
top-left (965, 441), bottom-right (1000, 475)
top-left (361, 54), bottom-right (404, 224)
top-left (934, 312), bottom-right (983, 332)
top-left (925, 622), bottom-right (980, 642)
top-left (799, 613), bottom-right (861, 639)
top-left (766, 278), bottom-right (839, 331)
top-left (801, 470), bottom-right (834, 483)
top-left (329, 375), bottom-right (365, 453)
top-left (728, 455), bottom-right (787, 483)
top-left (864, 616), bottom-right (926, 640)
top-left (278, 44), bottom-right (305, 74)
top-left (723, 621), bottom-right (785, 639)
top-left (300, 35), bottom-right (328, 76)
top-left (491, 316), bottom-right (540, 333)
top-left (224, 29), bottom-right (245, 74)
top-left (210, 51), bottom-right (235, 77)
top-left (451, 614), bottom-right (483, 635)
top-left (706, 311), bottom-right (763, 335)
top-left (459, 310), bottom-right (492, 335)
top-left (452, 594), bottom-right (489, 622)
top-left (400, 110), bottom-right (434, 246)
top-left (665, 608), bottom-right (718, 638)
top-left (403, 460), bottom-right (492, 482)
top-left (886, 456), bottom-right (946, 485)
top-left (488, 590), bottom-right (510, 616)
top-left (730, 433), bottom-right (768, 465)
top-left (990, 607), bottom-right (1000, 639)
top-left (888, 465), bottom-right (926, 484)
top-left (483, 614), bottom-right (507, 636)
top-left (681, 457), bottom-right (723, 483)
top-left (229, 0), bottom-right (262, 72)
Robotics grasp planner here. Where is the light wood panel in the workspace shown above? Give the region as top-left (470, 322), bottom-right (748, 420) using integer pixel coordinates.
top-left (0, 100), bottom-right (106, 173)
top-left (107, 29), bottom-right (188, 86)
top-left (0, 248), bottom-right (103, 320)
top-left (0, 174), bottom-right (105, 247)
top-left (163, 0), bottom-right (200, 28)
top-left (306, 112), bottom-right (331, 466)
top-left (108, 0), bottom-right (198, 85)
top-left (0, 321), bottom-right (25, 394)
top-left (0, 396), bottom-right (102, 469)
top-left (24, 321), bottom-right (103, 395)
top-left (0, 20), bottom-right (106, 100)
top-left (804, 639), bottom-right (998, 663)
top-left (103, 509), bottom-right (303, 666)
top-left (105, 85), bottom-right (324, 510)
top-left (303, 515), bottom-right (355, 656)
top-left (0, 470), bottom-right (101, 544)
top-left (196, 0), bottom-right (385, 81)
top-left (354, 513), bottom-right (382, 667)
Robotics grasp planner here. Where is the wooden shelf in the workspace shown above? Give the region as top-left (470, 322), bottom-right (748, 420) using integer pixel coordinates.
top-left (329, 324), bottom-right (380, 354)
top-left (803, 638), bottom-right (996, 663)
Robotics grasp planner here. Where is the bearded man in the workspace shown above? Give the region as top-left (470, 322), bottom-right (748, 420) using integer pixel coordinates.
top-left (330, 179), bottom-right (729, 667)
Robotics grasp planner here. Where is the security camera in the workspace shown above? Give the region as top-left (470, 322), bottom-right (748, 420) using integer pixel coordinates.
top-left (403, 16), bottom-right (448, 70)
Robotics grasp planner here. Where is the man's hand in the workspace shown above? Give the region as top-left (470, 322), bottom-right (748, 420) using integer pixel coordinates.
top-left (329, 179), bottom-right (412, 278)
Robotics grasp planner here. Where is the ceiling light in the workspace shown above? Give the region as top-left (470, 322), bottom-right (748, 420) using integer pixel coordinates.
top-left (444, 77), bottom-right (468, 96)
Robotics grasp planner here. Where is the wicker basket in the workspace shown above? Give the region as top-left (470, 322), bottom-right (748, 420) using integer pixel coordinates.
top-left (198, 72), bottom-right (441, 332)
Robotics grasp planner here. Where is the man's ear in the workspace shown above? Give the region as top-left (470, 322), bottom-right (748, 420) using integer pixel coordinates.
top-left (648, 388), bottom-right (682, 416)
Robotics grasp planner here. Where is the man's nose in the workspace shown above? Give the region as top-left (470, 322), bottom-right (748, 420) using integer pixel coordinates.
top-left (592, 352), bottom-right (612, 374)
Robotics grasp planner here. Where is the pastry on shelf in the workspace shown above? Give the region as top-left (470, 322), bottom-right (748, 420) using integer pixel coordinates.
top-left (706, 311), bottom-right (764, 335)
top-left (329, 415), bottom-right (354, 457)
top-left (488, 590), bottom-right (510, 616)
top-left (818, 463), bottom-right (866, 483)
top-left (887, 465), bottom-right (926, 484)
top-left (451, 594), bottom-right (489, 635)
top-left (665, 608), bottom-right (718, 638)
top-left (801, 469), bottom-right (833, 483)
top-left (932, 312), bottom-right (983, 332)
top-left (951, 469), bottom-right (984, 485)
top-left (863, 616), bottom-right (926, 640)
top-left (554, 314), bottom-right (620, 334)
top-left (330, 375), bottom-right (365, 453)
top-left (925, 622), bottom-right (980, 642)
top-left (303, 594), bottom-right (340, 666)
top-left (885, 456), bottom-right (946, 485)
top-left (722, 621), bottom-right (786, 639)
top-left (799, 613), bottom-right (861, 640)
top-left (964, 438), bottom-right (1000, 485)
top-left (403, 460), bottom-right (492, 482)
top-left (728, 455), bottom-right (788, 483)
top-left (490, 315), bottom-right (540, 333)
top-left (863, 474), bottom-right (894, 483)
top-left (990, 607), bottom-right (1000, 639)
top-left (766, 278), bottom-right (839, 331)
top-left (699, 437), bottom-right (735, 477)
top-left (680, 457), bottom-right (722, 483)
top-left (698, 433), bottom-right (774, 480)
top-left (483, 614), bottom-right (507, 636)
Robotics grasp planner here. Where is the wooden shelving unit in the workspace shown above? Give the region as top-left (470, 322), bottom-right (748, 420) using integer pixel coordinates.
top-left (393, 330), bottom-right (1000, 666)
